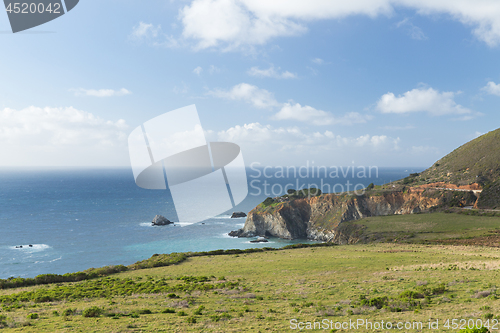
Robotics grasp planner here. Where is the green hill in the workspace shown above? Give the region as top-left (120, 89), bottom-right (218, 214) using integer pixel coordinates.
top-left (395, 128), bottom-right (500, 208)
top-left (421, 128), bottom-right (500, 185)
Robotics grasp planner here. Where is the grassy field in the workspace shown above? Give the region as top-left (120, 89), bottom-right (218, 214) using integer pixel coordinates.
top-left (351, 212), bottom-right (500, 244)
top-left (2, 214), bottom-right (500, 332)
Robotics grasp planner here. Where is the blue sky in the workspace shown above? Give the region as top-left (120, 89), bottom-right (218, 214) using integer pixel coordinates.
top-left (1, 0), bottom-right (500, 168)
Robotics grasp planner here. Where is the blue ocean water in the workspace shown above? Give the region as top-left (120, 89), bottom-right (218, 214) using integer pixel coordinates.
top-left (0, 166), bottom-right (422, 279)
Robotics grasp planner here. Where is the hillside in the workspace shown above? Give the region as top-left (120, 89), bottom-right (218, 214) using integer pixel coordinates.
top-left (394, 128), bottom-right (500, 208)
top-left (1, 242), bottom-right (500, 332)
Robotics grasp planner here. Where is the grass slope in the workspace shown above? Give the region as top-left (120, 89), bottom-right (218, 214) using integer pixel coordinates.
top-left (420, 128), bottom-right (500, 186)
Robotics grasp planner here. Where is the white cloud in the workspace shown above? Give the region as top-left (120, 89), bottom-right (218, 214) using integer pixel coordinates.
top-left (396, 18), bottom-right (427, 40)
top-left (131, 22), bottom-right (161, 39)
top-left (311, 58), bottom-right (324, 64)
top-left (212, 122), bottom-right (400, 165)
top-left (208, 83), bottom-right (279, 108)
top-left (247, 65), bottom-right (297, 79)
top-left (481, 81), bottom-right (500, 96)
top-left (275, 103), bottom-right (371, 125)
top-left (71, 88), bottom-right (132, 97)
top-left (376, 87), bottom-right (472, 116)
top-left (0, 107), bottom-right (129, 166)
top-left (193, 66), bottom-right (203, 75)
top-left (129, 22), bottom-right (179, 48)
top-left (180, 0), bottom-right (307, 50)
top-left (177, 0), bottom-right (500, 49)
top-left (210, 83), bottom-right (373, 125)
top-left (217, 123), bottom-right (398, 149)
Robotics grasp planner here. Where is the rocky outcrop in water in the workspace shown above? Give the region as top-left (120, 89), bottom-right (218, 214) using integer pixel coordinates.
top-left (152, 215), bottom-right (172, 226)
top-left (231, 212), bottom-right (247, 218)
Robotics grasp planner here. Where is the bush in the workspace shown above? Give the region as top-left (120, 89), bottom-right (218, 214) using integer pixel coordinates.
top-left (137, 309), bottom-right (152, 314)
top-left (366, 183), bottom-right (375, 190)
top-left (458, 328), bottom-right (489, 333)
top-left (162, 308), bottom-right (175, 314)
top-left (262, 197), bottom-right (275, 206)
top-left (359, 296), bottom-right (388, 309)
top-left (62, 309), bottom-right (74, 316)
top-left (186, 316), bottom-right (196, 323)
top-left (83, 306), bottom-right (102, 318)
top-left (27, 313), bottom-right (39, 319)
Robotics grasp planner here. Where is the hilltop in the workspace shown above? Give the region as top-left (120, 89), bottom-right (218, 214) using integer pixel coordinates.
top-left (393, 128), bottom-right (500, 208)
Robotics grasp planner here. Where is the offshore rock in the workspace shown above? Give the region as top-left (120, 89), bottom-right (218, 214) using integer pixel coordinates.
top-left (231, 212), bottom-right (247, 218)
top-left (152, 215), bottom-right (172, 226)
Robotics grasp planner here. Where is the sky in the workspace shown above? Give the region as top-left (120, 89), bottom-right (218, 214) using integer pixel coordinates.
top-left (1, 0), bottom-right (500, 168)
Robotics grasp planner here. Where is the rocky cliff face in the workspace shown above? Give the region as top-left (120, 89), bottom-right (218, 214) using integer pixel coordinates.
top-left (229, 189), bottom-right (477, 243)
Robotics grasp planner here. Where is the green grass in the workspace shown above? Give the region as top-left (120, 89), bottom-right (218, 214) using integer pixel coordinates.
top-left (345, 212), bottom-right (500, 243)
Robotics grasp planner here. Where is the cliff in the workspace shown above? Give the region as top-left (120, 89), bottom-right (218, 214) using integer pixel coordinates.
top-left (229, 188), bottom-right (479, 243)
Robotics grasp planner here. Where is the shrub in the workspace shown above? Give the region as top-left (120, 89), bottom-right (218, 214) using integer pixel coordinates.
top-left (162, 308), bottom-right (175, 314)
top-left (186, 316), bottom-right (196, 323)
top-left (177, 310), bottom-right (187, 316)
top-left (262, 197), bottom-right (275, 206)
top-left (193, 305), bottom-right (205, 315)
top-left (62, 309), bottom-right (74, 316)
top-left (458, 328), bottom-right (489, 333)
top-left (359, 296), bottom-right (388, 309)
top-left (27, 313), bottom-right (39, 319)
top-left (137, 309), bottom-right (152, 314)
top-left (82, 306), bottom-right (102, 318)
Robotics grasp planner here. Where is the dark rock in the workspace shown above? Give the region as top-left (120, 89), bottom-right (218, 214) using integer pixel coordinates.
top-left (250, 237), bottom-right (268, 243)
top-left (152, 215), bottom-right (172, 226)
top-left (231, 212), bottom-right (247, 218)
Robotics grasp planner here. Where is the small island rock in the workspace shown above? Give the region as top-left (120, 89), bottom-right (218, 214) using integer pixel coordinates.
top-left (152, 215), bottom-right (172, 226)
top-left (250, 237), bottom-right (268, 243)
top-left (231, 212), bottom-right (247, 218)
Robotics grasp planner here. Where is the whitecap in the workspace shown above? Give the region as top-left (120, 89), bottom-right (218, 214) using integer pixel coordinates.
top-left (9, 244), bottom-right (51, 252)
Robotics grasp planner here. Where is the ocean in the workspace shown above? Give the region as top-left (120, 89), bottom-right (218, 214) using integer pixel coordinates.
top-left (0, 166), bottom-right (422, 279)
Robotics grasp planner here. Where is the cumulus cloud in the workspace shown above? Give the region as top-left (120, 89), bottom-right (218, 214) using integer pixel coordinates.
top-left (0, 106), bottom-right (129, 166)
top-left (177, 0), bottom-right (500, 50)
top-left (210, 83), bottom-right (373, 125)
top-left (208, 83), bottom-right (279, 108)
top-left (376, 87), bottom-right (472, 116)
top-left (211, 122), bottom-right (400, 165)
top-left (275, 103), bottom-right (371, 125)
top-left (217, 122), bottom-right (398, 149)
top-left (247, 65), bottom-right (297, 79)
top-left (481, 81), bottom-right (500, 96)
top-left (71, 88), bottom-right (132, 97)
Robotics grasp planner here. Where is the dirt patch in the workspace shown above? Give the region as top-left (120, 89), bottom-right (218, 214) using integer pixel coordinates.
top-left (415, 182), bottom-right (482, 191)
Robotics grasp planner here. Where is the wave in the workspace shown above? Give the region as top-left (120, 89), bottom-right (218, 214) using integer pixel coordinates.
top-left (8, 244), bottom-right (51, 252)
